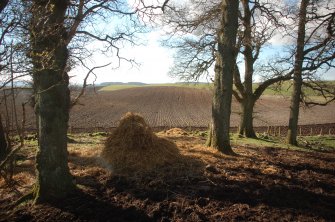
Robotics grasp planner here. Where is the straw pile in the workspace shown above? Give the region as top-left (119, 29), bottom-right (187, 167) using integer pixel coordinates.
top-left (164, 128), bottom-right (188, 136)
top-left (101, 112), bottom-right (180, 174)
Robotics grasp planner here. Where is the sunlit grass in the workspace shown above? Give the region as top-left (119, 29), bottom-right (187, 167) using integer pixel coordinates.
top-left (257, 80), bottom-right (335, 97)
top-left (230, 133), bottom-right (335, 152)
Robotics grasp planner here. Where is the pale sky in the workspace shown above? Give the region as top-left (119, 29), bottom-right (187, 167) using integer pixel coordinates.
top-left (69, 30), bottom-right (178, 85)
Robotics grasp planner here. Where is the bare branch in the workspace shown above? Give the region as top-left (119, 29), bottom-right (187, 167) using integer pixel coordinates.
top-left (70, 62), bottom-right (111, 108)
top-left (254, 70), bottom-right (293, 100)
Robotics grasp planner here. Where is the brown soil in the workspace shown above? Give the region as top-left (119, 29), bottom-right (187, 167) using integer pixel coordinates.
top-left (70, 87), bottom-right (335, 129)
top-left (1, 132), bottom-right (335, 221)
top-left (4, 86), bottom-right (335, 132)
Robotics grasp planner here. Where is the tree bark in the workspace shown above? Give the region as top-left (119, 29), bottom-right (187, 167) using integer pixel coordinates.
top-left (287, 0), bottom-right (309, 145)
top-left (237, 0), bottom-right (257, 138)
top-left (29, 0), bottom-right (75, 203)
top-left (207, 0), bottom-right (239, 154)
top-left (0, 114), bottom-right (9, 161)
top-left (239, 97), bottom-right (256, 138)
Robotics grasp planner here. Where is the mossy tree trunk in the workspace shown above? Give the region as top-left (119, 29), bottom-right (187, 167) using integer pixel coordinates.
top-left (287, 0), bottom-right (309, 146)
top-left (29, 0), bottom-right (75, 203)
top-left (206, 0), bottom-right (239, 154)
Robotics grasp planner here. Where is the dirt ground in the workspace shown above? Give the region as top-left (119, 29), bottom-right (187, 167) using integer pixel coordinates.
top-left (5, 86), bottom-right (335, 131)
top-left (1, 131), bottom-right (335, 221)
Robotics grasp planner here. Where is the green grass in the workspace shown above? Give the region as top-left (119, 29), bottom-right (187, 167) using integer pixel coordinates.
top-left (231, 133), bottom-right (286, 149)
top-left (258, 80), bottom-right (335, 97)
top-left (297, 135), bottom-right (335, 152)
top-left (189, 130), bottom-right (335, 152)
top-left (230, 133), bottom-right (335, 152)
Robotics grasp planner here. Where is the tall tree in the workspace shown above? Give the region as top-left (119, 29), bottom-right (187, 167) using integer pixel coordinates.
top-left (1, 0), bottom-right (28, 172)
top-left (287, 0), bottom-right (334, 145)
top-left (29, 0), bottom-right (75, 202)
top-left (0, 114), bottom-right (8, 161)
top-left (26, 0), bottom-right (168, 202)
top-left (238, 0), bottom-right (255, 137)
top-left (287, 0), bottom-right (309, 145)
top-left (206, 0), bottom-right (239, 153)
top-left (163, 0), bottom-right (333, 139)
top-left (232, 0), bottom-right (290, 138)
top-left (162, 0), bottom-right (288, 138)
top-left (0, 0), bottom-right (10, 161)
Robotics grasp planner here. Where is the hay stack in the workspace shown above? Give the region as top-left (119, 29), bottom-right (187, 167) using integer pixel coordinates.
top-left (165, 128), bottom-right (188, 136)
top-left (101, 112), bottom-right (180, 174)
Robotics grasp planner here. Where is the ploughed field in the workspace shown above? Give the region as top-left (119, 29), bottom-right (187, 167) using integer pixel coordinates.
top-left (71, 86), bottom-right (335, 135)
top-left (7, 86), bottom-right (335, 133)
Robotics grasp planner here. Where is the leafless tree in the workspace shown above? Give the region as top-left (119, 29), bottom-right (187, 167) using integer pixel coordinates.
top-left (232, 0), bottom-right (287, 138)
top-left (162, 0), bottom-right (289, 138)
top-left (205, 0), bottom-right (239, 153)
top-left (163, 0), bottom-right (334, 139)
top-left (0, 0), bottom-right (31, 90)
top-left (162, 0), bottom-right (239, 152)
top-left (0, 0), bottom-right (28, 180)
top-left (24, 0), bottom-right (170, 203)
top-left (286, 0), bottom-right (335, 145)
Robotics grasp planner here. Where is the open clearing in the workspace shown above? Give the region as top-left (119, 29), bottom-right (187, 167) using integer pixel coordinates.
top-left (1, 131), bottom-right (335, 221)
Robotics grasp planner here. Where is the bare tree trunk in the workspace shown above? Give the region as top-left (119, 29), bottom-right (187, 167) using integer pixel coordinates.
top-left (30, 0), bottom-right (75, 203)
top-left (287, 0), bottom-right (309, 146)
top-left (0, 114), bottom-right (9, 161)
top-left (239, 97), bottom-right (256, 138)
top-left (237, 0), bottom-right (257, 138)
top-left (207, 0), bottom-right (239, 154)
